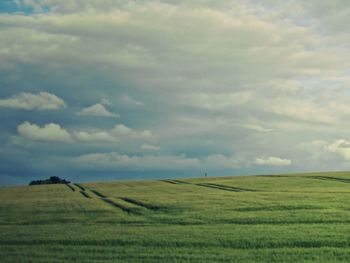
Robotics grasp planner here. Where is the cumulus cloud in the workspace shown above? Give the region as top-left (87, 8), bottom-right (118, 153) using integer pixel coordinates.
top-left (73, 131), bottom-right (116, 142)
top-left (17, 122), bottom-right (71, 142)
top-left (16, 121), bottom-right (153, 145)
top-left (0, 92), bottom-right (65, 110)
top-left (326, 140), bottom-right (350, 161)
top-left (299, 139), bottom-right (350, 161)
top-left (71, 124), bottom-right (153, 143)
top-left (78, 103), bottom-right (118, 117)
top-left (74, 152), bottom-right (271, 172)
top-left (255, 156), bottom-right (292, 166)
top-left (111, 124), bottom-right (152, 139)
top-left (295, 139), bottom-right (350, 171)
top-left (75, 152), bottom-right (200, 170)
top-left (141, 143), bottom-right (160, 151)
top-left (71, 124), bottom-right (153, 145)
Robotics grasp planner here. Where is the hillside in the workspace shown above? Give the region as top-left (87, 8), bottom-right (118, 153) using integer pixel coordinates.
top-left (2, 172), bottom-right (350, 262)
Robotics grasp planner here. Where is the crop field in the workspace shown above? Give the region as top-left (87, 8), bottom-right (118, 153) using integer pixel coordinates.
top-left (2, 172), bottom-right (350, 262)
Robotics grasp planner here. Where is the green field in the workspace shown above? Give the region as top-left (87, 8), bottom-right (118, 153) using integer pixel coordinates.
top-left (2, 172), bottom-right (350, 262)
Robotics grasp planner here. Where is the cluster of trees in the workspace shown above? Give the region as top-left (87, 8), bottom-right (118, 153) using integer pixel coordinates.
top-left (29, 176), bottom-right (70, 186)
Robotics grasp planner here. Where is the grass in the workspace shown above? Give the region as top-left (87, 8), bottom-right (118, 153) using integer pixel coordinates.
top-left (2, 171), bottom-right (350, 262)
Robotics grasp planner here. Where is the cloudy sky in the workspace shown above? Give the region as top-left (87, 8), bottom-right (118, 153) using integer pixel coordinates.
top-left (1, 0), bottom-right (350, 185)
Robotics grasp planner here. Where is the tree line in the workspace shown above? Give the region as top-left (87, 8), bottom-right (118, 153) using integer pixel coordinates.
top-left (29, 176), bottom-right (70, 186)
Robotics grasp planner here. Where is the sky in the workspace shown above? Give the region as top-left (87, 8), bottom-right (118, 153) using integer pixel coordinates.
top-left (1, 0), bottom-right (350, 185)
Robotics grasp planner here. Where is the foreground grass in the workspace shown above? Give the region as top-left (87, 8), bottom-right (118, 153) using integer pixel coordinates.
top-left (2, 172), bottom-right (350, 262)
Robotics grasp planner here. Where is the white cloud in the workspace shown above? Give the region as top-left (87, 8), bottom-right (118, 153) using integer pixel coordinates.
top-left (0, 92), bottom-right (65, 110)
top-left (326, 139), bottom-right (350, 161)
top-left (75, 152), bottom-right (200, 170)
top-left (76, 151), bottom-right (297, 171)
top-left (73, 131), bottom-right (116, 142)
top-left (78, 103), bottom-right (118, 117)
top-left (72, 124), bottom-right (153, 143)
top-left (74, 151), bottom-right (250, 171)
top-left (72, 124), bottom-right (152, 145)
top-left (111, 124), bottom-right (152, 139)
top-left (255, 156), bottom-right (292, 166)
top-left (295, 139), bottom-right (350, 170)
top-left (141, 143), bottom-right (160, 151)
top-left (16, 121), bottom-right (153, 144)
top-left (17, 121), bottom-right (71, 142)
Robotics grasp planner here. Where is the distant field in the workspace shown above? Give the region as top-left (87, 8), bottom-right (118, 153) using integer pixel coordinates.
top-left (3, 172), bottom-right (350, 262)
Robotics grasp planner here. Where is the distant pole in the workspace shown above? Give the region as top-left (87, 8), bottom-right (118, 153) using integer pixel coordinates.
top-left (205, 172), bottom-right (207, 178)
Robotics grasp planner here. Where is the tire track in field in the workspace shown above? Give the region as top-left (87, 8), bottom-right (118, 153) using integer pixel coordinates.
top-left (161, 179), bottom-right (189, 185)
top-left (79, 190), bottom-right (91, 199)
top-left (120, 197), bottom-right (165, 211)
top-left (86, 188), bottom-right (169, 214)
top-left (172, 180), bottom-right (190, 184)
top-left (74, 183), bottom-right (86, 191)
top-left (86, 188), bottom-right (142, 215)
top-left (161, 179), bottom-right (254, 192)
top-left (90, 190), bottom-right (107, 198)
top-left (258, 175), bottom-right (290, 178)
top-left (65, 184), bottom-right (76, 192)
top-left (72, 183), bottom-right (91, 198)
top-left (100, 198), bottom-right (141, 214)
top-left (160, 179), bottom-right (178, 184)
top-left (309, 176), bottom-right (350, 184)
top-left (196, 183), bottom-right (255, 192)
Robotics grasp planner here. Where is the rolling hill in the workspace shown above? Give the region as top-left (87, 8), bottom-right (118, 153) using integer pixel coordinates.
top-left (2, 172), bottom-right (350, 262)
